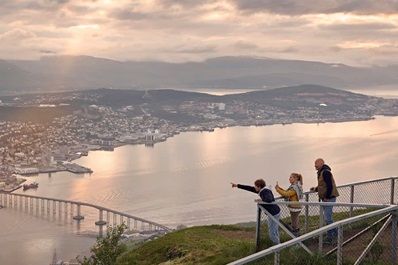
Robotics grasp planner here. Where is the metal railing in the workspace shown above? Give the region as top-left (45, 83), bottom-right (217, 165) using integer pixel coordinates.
top-left (229, 205), bottom-right (398, 265)
top-left (229, 176), bottom-right (398, 265)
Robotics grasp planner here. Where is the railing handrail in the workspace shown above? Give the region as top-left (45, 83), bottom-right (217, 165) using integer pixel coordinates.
top-left (274, 176), bottom-right (398, 200)
top-left (258, 201), bottom-right (390, 208)
top-left (228, 205), bottom-right (398, 265)
top-left (0, 192), bottom-right (171, 231)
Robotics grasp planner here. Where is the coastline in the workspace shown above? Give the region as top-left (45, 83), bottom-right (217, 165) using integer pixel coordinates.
top-left (10, 114), bottom-right (383, 178)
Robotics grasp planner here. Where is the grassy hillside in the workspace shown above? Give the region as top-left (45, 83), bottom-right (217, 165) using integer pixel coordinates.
top-left (114, 224), bottom-right (343, 265)
top-left (115, 225), bottom-right (256, 265)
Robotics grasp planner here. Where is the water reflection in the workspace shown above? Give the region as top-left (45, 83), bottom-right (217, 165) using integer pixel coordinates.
top-left (6, 116), bottom-right (398, 264)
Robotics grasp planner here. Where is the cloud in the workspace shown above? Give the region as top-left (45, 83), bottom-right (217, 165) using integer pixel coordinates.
top-left (156, 0), bottom-right (211, 8)
top-left (232, 0), bottom-right (398, 15)
top-left (233, 41), bottom-right (259, 50)
top-left (165, 44), bottom-right (218, 54)
top-left (320, 22), bottom-right (397, 31)
top-left (0, 28), bottom-right (36, 41)
top-left (0, 0), bottom-right (398, 66)
top-left (39, 49), bottom-right (58, 54)
top-left (110, 9), bottom-right (149, 21)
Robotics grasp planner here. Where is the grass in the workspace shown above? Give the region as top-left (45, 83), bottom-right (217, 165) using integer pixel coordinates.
top-left (115, 225), bottom-right (257, 265)
top-left (114, 224), bottom-right (344, 265)
top-left (114, 208), bottom-right (387, 265)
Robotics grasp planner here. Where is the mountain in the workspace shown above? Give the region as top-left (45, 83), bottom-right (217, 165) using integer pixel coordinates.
top-left (2, 55), bottom-right (398, 94)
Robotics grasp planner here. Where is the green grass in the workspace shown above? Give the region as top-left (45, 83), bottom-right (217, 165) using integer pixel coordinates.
top-left (115, 225), bottom-right (257, 265)
top-left (115, 224), bottom-right (345, 265)
top-left (114, 209), bottom-right (385, 265)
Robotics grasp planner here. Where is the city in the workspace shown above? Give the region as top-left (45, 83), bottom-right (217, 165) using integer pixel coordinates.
top-left (1, 85), bottom-right (398, 193)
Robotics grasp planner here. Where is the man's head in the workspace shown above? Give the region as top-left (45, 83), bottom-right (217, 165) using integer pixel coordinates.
top-left (254, 179), bottom-right (266, 192)
top-left (314, 158), bottom-right (325, 171)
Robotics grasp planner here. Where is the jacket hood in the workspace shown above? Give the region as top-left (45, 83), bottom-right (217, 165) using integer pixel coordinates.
top-left (322, 164), bottom-right (331, 171)
top-left (318, 164), bottom-right (331, 175)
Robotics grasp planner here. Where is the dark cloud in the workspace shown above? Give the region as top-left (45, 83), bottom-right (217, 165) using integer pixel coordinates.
top-left (157, 0), bottom-right (210, 7)
top-left (330, 44), bottom-right (398, 57)
top-left (320, 22), bottom-right (396, 31)
top-left (66, 4), bottom-right (94, 15)
top-left (232, 0), bottom-right (398, 15)
top-left (330, 46), bottom-right (343, 52)
top-left (39, 49), bottom-right (57, 54)
top-left (110, 9), bottom-right (149, 21)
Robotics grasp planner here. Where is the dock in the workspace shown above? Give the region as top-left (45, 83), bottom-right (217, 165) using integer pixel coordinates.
top-left (63, 163), bottom-right (93, 174)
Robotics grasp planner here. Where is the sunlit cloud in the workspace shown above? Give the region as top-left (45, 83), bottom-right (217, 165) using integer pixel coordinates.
top-left (338, 41), bottom-right (391, 49)
top-left (0, 0), bottom-right (397, 66)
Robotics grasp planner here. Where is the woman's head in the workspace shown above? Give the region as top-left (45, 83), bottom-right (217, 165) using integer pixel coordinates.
top-left (254, 179), bottom-right (266, 192)
top-left (290, 173), bottom-right (303, 185)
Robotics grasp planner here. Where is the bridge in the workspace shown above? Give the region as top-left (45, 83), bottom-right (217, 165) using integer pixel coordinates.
top-left (0, 192), bottom-right (171, 237)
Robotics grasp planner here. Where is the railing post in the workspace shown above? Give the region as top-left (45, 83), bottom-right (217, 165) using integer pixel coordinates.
top-left (337, 226), bottom-right (343, 265)
top-left (305, 193), bottom-right (309, 233)
top-left (274, 251), bottom-right (280, 265)
top-left (349, 185), bottom-right (354, 217)
top-left (255, 205), bottom-right (261, 251)
top-left (319, 204), bottom-right (324, 252)
top-left (392, 210), bottom-right (398, 264)
top-left (391, 178), bottom-right (395, 204)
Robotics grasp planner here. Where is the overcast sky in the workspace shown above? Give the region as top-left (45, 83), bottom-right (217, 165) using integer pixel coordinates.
top-left (1, 0), bottom-right (398, 66)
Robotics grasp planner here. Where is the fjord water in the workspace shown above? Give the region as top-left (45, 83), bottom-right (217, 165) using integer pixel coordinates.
top-left (3, 115), bottom-right (398, 264)
top-left (43, 115), bottom-right (398, 226)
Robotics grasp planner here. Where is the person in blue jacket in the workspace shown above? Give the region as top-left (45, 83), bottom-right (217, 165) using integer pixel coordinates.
top-left (231, 178), bottom-right (281, 244)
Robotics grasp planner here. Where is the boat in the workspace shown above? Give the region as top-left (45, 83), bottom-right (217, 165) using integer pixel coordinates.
top-left (23, 182), bottom-right (39, 191)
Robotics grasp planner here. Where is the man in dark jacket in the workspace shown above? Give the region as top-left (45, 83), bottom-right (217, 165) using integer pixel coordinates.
top-left (231, 179), bottom-right (281, 244)
top-left (311, 158), bottom-right (339, 243)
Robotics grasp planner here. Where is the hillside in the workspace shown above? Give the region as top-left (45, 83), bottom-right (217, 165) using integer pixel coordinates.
top-left (114, 225), bottom-right (338, 265)
top-left (2, 56), bottom-right (398, 94)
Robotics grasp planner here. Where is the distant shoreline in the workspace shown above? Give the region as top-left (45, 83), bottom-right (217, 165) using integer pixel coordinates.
top-left (15, 114), bottom-right (393, 181)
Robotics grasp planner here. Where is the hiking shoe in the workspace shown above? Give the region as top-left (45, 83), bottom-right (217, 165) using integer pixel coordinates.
top-left (292, 229), bottom-right (300, 237)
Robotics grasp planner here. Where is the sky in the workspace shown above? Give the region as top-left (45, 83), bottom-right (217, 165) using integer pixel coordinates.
top-left (1, 0), bottom-right (398, 66)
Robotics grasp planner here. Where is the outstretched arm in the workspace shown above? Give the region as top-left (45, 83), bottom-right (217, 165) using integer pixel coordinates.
top-left (235, 184), bottom-right (257, 193)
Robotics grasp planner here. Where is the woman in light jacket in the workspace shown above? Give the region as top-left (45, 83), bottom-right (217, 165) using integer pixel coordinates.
top-left (275, 173), bottom-right (303, 235)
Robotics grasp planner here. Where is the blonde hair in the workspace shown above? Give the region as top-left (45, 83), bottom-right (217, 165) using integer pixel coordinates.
top-left (291, 173), bottom-right (303, 185)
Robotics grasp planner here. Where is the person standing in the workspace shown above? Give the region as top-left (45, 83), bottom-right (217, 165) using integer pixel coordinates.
top-left (231, 179), bottom-right (281, 244)
top-left (275, 173), bottom-right (303, 236)
top-left (310, 158), bottom-right (339, 243)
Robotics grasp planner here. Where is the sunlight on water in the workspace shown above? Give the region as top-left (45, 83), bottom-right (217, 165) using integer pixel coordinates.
top-left (5, 116), bottom-right (398, 264)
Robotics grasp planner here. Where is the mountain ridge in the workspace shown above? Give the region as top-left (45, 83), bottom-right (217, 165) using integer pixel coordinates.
top-left (2, 55), bottom-right (398, 94)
